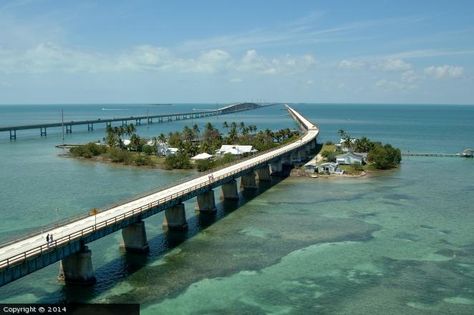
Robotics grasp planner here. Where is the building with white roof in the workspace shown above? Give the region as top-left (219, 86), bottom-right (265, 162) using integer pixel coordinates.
top-left (216, 145), bottom-right (257, 156)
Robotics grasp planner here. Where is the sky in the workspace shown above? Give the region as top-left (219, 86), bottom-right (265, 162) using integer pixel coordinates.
top-left (0, 0), bottom-right (473, 104)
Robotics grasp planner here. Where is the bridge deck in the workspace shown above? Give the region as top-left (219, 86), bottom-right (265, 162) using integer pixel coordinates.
top-left (0, 102), bottom-right (261, 132)
top-left (0, 105), bottom-right (318, 271)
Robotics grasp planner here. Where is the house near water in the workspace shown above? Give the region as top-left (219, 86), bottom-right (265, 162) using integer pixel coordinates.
top-left (336, 152), bottom-right (367, 165)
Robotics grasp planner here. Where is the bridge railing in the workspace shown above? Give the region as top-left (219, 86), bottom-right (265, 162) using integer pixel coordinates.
top-left (0, 131), bottom-right (308, 248)
top-left (0, 110), bottom-right (318, 270)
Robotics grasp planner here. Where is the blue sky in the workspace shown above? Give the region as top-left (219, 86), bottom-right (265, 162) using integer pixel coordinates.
top-left (0, 0), bottom-right (473, 104)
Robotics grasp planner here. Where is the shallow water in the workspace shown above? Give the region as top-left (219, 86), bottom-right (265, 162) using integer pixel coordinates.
top-left (0, 104), bottom-right (473, 314)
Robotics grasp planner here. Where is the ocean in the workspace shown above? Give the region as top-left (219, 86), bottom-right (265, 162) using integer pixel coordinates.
top-left (0, 103), bottom-right (473, 314)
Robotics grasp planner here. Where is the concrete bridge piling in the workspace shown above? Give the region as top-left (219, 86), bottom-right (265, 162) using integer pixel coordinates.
top-left (121, 221), bottom-right (149, 253)
top-left (196, 190), bottom-right (217, 212)
top-left (163, 203), bottom-right (188, 231)
top-left (221, 179), bottom-right (239, 200)
top-left (58, 244), bottom-right (96, 285)
top-left (256, 166), bottom-right (271, 181)
top-left (241, 172), bottom-right (258, 190)
top-left (0, 105), bottom-right (319, 288)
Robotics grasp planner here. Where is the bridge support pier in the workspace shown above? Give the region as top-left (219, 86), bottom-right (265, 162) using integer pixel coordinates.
top-left (87, 123), bottom-right (94, 132)
top-left (270, 161), bottom-right (283, 175)
top-left (299, 149), bottom-right (308, 161)
top-left (121, 220), bottom-right (149, 252)
top-left (163, 203), bottom-right (188, 231)
top-left (241, 172), bottom-right (257, 190)
top-left (9, 129), bottom-right (16, 141)
top-left (58, 245), bottom-right (96, 285)
top-left (256, 166), bottom-right (271, 181)
top-left (221, 179), bottom-right (239, 200)
top-left (66, 125), bottom-right (72, 134)
top-left (196, 189), bottom-right (216, 212)
top-left (40, 127), bottom-right (47, 137)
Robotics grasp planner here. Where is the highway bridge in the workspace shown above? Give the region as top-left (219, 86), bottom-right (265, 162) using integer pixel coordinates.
top-left (0, 105), bottom-right (318, 287)
top-left (0, 102), bottom-right (266, 140)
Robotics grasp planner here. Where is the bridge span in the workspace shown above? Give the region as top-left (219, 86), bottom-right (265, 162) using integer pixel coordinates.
top-left (0, 105), bottom-right (318, 287)
top-left (1, 102), bottom-right (266, 140)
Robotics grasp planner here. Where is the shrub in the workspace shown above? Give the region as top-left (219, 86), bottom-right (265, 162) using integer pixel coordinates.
top-left (195, 159), bottom-right (214, 172)
top-left (368, 144), bottom-right (401, 169)
top-left (142, 145), bottom-right (155, 156)
top-left (133, 154), bottom-right (154, 166)
top-left (69, 143), bottom-right (106, 159)
top-left (321, 150), bottom-right (337, 162)
top-left (107, 147), bottom-right (132, 164)
top-left (164, 152), bottom-right (192, 170)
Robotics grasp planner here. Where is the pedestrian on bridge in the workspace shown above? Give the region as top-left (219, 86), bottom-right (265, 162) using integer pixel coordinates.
top-left (46, 234), bottom-right (50, 244)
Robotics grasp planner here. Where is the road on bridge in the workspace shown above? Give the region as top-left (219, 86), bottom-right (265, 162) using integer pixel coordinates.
top-left (0, 105), bottom-right (318, 270)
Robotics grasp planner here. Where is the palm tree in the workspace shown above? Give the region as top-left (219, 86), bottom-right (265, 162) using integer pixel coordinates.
top-left (205, 122), bottom-right (214, 132)
top-left (126, 124), bottom-right (136, 137)
top-left (158, 133), bottom-right (167, 143)
top-left (192, 124), bottom-right (200, 138)
top-left (130, 134), bottom-right (141, 151)
top-left (183, 126), bottom-right (194, 142)
top-left (239, 122), bottom-right (245, 133)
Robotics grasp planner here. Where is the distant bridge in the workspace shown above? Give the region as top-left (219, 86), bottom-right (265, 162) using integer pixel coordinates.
top-left (0, 105), bottom-right (318, 287)
top-left (0, 102), bottom-right (270, 140)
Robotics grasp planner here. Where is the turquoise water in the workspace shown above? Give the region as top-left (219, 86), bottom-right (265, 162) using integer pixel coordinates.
top-left (0, 104), bottom-right (473, 314)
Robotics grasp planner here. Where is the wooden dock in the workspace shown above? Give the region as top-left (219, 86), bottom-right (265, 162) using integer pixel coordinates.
top-left (402, 152), bottom-right (463, 158)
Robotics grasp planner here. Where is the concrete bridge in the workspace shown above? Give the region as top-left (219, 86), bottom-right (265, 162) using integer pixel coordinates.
top-left (0, 102), bottom-right (267, 140)
top-left (0, 105), bottom-right (318, 287)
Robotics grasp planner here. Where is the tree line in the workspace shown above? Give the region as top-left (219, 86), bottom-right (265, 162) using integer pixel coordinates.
top-left (69, 121), bottom-right (300, 171)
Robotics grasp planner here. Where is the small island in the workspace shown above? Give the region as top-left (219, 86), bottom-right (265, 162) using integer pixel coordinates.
top-left (304, 129), bottom-right (402, 177)
top-left (67, 122), bottom-right (300, 172)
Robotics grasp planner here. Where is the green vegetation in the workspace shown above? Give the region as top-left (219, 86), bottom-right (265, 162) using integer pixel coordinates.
top-left (320, 130), bottom-right (401, 172)
top-left (339, 164), bottom-right (365, 175)
top-left (70, 142), bottom-right (107, 158)
top-left (320, 144), bottom-right (338, 162)
top-left (367, 144), bottom-right (402, 169)
top-left (69, 121), bottom-right (300, 171)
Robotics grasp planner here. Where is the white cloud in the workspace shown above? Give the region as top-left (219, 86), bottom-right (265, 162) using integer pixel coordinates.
top-left (338, 59), bottom-right (365, 69)
top-left (0, 44), bottom-right (316, 77)
top-left (375, 58), bottom-right (412, 72)
top-left (424, 65), bottom-right (464, 79)
top-left (401, 70), bottom-right (418, 83)
top-left (375, 79), bottom-right (416, 91)
top-left (237, 49), bottom-right (315, 75)
top-left (337, 58), bottom-right (411, 72)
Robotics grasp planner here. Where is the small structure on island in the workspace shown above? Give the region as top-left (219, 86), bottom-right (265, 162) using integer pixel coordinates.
top-left (216, 145), bottom-right (257, 156)
top-left (191, 153), bottom-right (213, 161)
top-left (462, 148), bottom-right (473, 158)
top-left (336, 138), bottom-right (357, 152)
top-left (336, 152), bottom-right (366, 165)
top-left (156, 142), bottom-right (178, 156)
top-left (122, 139), bottom-right (131, 146)
top-left (304, 161), bottom-right (344, 175)
top-left (317, 162), bottom-right (344, 175)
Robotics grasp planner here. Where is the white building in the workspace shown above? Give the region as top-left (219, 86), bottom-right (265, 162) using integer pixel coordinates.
top-left (216, 145), bottom-right (257, 156)
top-left (191, 153), bottom-right (213, 160)
top-left (157, 142), bottom-right (178, 156)
top-left (336, 152), bottom-right (366, 165)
